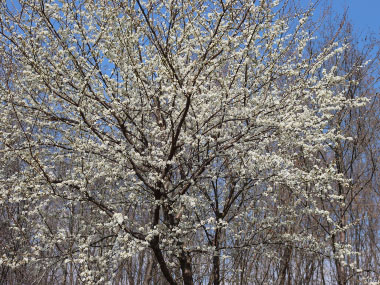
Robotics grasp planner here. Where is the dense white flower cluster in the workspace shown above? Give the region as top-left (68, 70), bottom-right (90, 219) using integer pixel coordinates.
top-left (0, 0), bottom-right (367, 284)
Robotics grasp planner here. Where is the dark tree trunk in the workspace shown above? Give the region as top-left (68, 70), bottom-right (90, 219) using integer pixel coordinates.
top-left (179, 251), bottom-right (194, 285)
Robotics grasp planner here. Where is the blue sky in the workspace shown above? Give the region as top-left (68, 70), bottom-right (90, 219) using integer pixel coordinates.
top-left (299, 0), bottom-right (380, 36)
top-left (326, 0), bottom-right (380, 34)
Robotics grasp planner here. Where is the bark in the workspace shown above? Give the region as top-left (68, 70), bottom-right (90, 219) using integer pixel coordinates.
top-left (212, 255), bottom-right (220, 285)
top-left (332, 233), bottom-right (347, 285)
top-left (143, 256), bottom-right (154, 285)
top-left (151, 240), bottom-right (177, 285)
top-left (179, 251), bottom-right (194, 285)
top-left (150, 203), bottom-right (177, 285)
top-left (212, 228), bottom-right (221, 285)
top-left (278, 246), bottom-right (292, 285)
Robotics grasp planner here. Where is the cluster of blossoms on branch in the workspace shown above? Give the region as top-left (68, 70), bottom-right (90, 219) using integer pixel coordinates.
top-left (0, 0), bottom-right (376, 284)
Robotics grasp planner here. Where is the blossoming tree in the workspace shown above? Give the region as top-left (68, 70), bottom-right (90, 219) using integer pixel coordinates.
top-left (0, 0), bottom-right (369, 284)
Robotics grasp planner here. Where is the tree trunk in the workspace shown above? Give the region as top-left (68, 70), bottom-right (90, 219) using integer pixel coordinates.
top-left (278, 246), bottom-right (292, 285)
top-left (143, 255), bottom-right (154, 285)
top-left (212, 228), bottom-right (221, 285)
top-left (179, 251), bottom-right (194, 285)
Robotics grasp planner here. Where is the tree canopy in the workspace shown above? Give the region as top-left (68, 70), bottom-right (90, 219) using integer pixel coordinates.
top-left (0, 0), bottom-right (379, 284)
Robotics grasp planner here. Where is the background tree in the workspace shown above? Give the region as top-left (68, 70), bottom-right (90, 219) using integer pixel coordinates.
top-left (0, 0), bottom-right (378, 284)
top-left (316, 16), bottom-right (380, 285)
